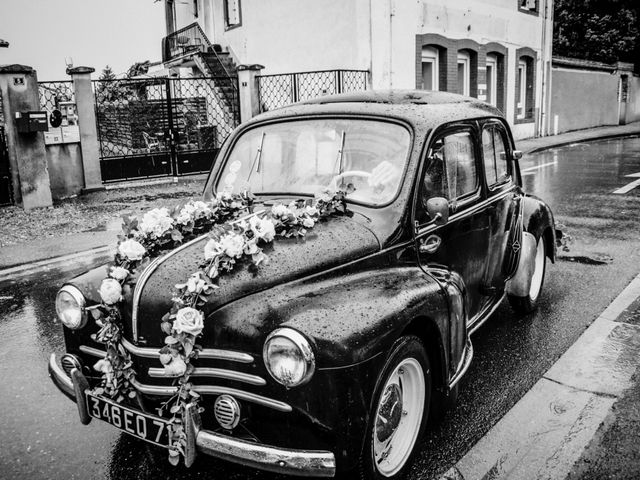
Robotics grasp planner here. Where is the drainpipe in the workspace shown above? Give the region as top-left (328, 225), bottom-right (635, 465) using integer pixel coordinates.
top-left (389, 0), bottom-right (395, 88)
top-left (539, 0), bottom-right (553, 136)
top-left (368, 0), bottom-right (374, 88)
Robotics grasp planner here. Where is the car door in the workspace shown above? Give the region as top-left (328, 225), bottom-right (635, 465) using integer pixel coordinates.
top-left (414, 123), bottom-right (491, 325)
top-left (479, 120), bottom-right (522, 297)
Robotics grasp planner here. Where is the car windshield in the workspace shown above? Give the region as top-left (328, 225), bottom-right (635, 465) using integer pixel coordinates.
top-left (215, 118), bottom-right (411, 205)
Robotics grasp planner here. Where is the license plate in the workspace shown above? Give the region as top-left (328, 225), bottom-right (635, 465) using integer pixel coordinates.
top-left (86, 393), bottom-right (170, 447)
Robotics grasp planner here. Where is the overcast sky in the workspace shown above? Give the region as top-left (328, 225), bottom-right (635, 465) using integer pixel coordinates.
top-left (0, 0), bottom-right (166, 80)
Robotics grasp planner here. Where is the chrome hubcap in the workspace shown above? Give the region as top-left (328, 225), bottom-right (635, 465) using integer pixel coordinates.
top-left (373, 358), bottom-right (425, 477)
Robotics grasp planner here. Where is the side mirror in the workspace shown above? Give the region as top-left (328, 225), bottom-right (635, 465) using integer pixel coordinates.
top-left (426, 197), bottom-right (449, 225)
top-left (512, 150), bottom-right (523, 160)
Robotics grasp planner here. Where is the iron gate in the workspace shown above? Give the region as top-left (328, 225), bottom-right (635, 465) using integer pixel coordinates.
top-left (93, 76), bottom-right (239, 182)
top-left (0, 126), bottom-right (12, 206)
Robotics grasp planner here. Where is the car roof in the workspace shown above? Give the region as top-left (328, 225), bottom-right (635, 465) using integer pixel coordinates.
top-left (250, 90), bottom-right (504, 132)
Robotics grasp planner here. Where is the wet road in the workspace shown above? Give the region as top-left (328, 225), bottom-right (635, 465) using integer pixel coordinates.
top-left (1, 136), bottom-right (640, 479)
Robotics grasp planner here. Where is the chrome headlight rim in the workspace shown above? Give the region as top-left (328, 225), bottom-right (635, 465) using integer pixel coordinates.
top-left (263, 328), bottom-right (316, 387)
top-left (55, 284), bottom-right (87, 330)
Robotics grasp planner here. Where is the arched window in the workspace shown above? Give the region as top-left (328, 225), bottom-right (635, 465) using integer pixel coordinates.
top-left (457, 51), bottom-right (471, 96)
top-left (516, 54), bottom-right (535, 120)
top-left (486, 54), bottom-right (498, 107)
top-left (421, 46), bottom-right (439, 91)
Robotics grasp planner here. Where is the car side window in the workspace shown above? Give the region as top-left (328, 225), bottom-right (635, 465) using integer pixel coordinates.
top-left (482, 125), bottom-right (511, 187)
top-left (422, 130), bottom-right (478, 202)
top-left (418, 129), bottom-right (479, 223)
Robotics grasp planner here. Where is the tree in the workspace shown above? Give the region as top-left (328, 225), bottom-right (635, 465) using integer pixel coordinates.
top-left (553, 0), bottom-right (640, 68)
top-left (96, 65), bottom-right (125, 102)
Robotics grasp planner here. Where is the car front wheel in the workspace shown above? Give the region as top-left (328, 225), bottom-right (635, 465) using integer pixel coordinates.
top-left (508, 234), bottom-right (546, 314)
top-left (359, 335), bottom-right (431, 480)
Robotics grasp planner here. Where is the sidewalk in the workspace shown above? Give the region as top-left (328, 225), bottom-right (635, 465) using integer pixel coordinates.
top-left (441, 274), bottom-right (640, 480)
top-left (518, 121), bottom-right (640, 154)
top-left (1, 122), bottom-right (639, 273)
top-left (0, 176), bottom-right (205, 272)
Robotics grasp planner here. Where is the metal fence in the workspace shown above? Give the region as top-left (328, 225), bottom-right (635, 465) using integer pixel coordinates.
top-left (38, 81), bottom-right (75, 113)
top-left (93, 76), bottom-right (239, 182)
top-left (257, 69), bottom-right (369, 112)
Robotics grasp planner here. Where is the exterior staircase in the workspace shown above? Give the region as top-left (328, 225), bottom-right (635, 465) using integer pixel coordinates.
top-left (162, 23), bottom-right (240, 124)
top-left (193, 50), bottom-right (240, 124)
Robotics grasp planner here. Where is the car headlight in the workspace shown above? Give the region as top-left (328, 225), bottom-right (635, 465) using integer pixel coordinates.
top-left (55, 285), bottom-right (87, 330)
top-left (263, 328), bottom-right (315, 387)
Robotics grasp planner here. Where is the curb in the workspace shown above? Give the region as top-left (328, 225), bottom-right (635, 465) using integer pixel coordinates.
top-left (523, 130), bottom-right (640, 154)
top-left (0, 245), bottom-right (114, 282)
top-left (439, 272), bottom-right (640, 480)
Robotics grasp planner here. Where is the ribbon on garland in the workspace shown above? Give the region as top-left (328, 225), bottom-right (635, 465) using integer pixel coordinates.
top-left (88, 189), bottom-right (350, 465)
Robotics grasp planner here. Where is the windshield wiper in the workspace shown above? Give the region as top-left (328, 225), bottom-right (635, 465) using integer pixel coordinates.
top-left (246, 131), bottom-right (266, 181)
top-left (332, 130), bottom-right (346, 179)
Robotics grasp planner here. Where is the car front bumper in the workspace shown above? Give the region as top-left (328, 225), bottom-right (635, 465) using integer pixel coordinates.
top-left (48, 353), bottom-right (336, 477)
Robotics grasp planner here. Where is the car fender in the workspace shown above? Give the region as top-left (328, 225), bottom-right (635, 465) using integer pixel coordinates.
top-left (278, 266), bottom-right (451, 371)
top-left (522, 193), bottom-right (556, 262)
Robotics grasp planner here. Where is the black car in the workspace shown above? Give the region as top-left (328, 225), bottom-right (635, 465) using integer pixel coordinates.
top-left (49, 90), bottom-right (556, 479)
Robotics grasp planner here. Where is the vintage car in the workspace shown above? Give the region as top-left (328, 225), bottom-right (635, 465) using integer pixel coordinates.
top-left (48, 90), bottom-right (556, 479)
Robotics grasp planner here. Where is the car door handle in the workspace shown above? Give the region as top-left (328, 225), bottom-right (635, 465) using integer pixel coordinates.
top-left (419, 234), bottom-right (441, 254)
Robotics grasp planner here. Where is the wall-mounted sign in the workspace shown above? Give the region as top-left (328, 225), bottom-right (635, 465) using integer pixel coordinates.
top-left (44, 125), bottom-right (80, 145)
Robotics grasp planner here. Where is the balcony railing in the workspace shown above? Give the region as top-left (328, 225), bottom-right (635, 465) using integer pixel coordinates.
top-left (162, 23), bottom-right (210, 63)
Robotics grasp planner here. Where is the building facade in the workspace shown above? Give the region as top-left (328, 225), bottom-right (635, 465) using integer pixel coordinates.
top-left (164, 0), bottom-right (553, 139)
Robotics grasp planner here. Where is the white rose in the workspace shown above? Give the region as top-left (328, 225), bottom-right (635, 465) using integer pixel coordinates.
top-left (118, 239), bottom-right (146, 261)
top-left (271, 204), bottom-right (290, 218)
top-left (163, 356), bottom-right (187, 377)
top-left (220, 233), bottom-right (244, 258)
top-left (305, 205), bottom-right (319, 216)
top-left (173, 307), bottom-right (204, 336)
top-left (159, 352), bottom-right (173, 365)
top-left (204, 238), bottom-right (223, 260)
top-left (139, 207), bottom-right (174, 238)
top-left (302, 217), bottom-right (315, 228)
top-left (178, 272), bottom-right (206, 294)
top-left (192, 201), bottom-right (212, 219)
top-left (109, 266), bottom-right (129, 281)
top-left (176, 203), bottom-right (196, 225)
top-left (99, 278), bottom-right (123, 305)
top-left (94, 358), bottom-right (113, 374)
top-left (249, 216), bottom-right (276, 242)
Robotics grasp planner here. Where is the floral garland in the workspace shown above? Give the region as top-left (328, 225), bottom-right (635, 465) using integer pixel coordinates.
top-left (89, 188), bottom-right (350, 465)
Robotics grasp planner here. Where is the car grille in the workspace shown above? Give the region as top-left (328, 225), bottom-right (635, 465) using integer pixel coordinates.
top-left (79, 341), bottom-right (291, 413)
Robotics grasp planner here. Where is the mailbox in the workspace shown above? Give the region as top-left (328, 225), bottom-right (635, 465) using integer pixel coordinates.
top-left (15, 111), bottom-right (49, 133)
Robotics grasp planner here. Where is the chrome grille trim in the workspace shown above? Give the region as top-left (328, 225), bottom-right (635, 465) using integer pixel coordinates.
top-left (79, 345), bottom-right (105, 357)
top-left (121, 338), bottom-right (254, 363)
top-left (130, 378), bottom-right (292, 412)
top-left (148, 367), bottom-right (266, 386)
top-left (81, 341), bottom-right (254, 363)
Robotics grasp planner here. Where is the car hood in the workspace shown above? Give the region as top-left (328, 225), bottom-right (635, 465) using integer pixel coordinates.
top-left (133, 215), bottom-right (380, 344)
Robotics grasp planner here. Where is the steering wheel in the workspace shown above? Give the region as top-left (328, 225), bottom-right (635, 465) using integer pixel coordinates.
top-left (328, 170), bottom-right (371, 191)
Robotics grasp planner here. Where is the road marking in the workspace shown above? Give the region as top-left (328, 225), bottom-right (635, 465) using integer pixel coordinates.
top-left (521, 161), bottom-right (557, 173)
top-left (613, 172), bottom-right (640, 194)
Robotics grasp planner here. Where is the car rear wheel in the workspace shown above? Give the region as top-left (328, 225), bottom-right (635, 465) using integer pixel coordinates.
top-left (508, 235), bottom-right (546, 314)
top-left (358, 336), bottom-right (431, 480)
